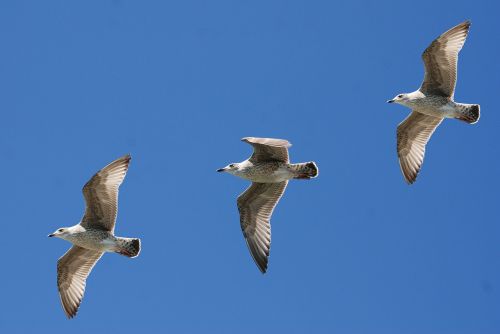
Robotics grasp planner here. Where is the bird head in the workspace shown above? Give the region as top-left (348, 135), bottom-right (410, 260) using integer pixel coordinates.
top-left (387, 93), bottom-right (409, 105)
top-left (48, 227), bottom-right (71, 239)
top-left (217, 163), bottom-right (239, 174)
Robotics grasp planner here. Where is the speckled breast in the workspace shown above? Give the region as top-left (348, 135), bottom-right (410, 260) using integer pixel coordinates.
top-left (241, 162), bottom-right (293, 183)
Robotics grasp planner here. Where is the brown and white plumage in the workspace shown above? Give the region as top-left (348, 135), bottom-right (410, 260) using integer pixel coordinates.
top-left (57, 247), bottom-right (103, 318)
top-left (81, 154), bottom-right (131, 232)
top-left (237, 181), bottom-right (288, 273)
top-left (50, 154), bottom-right (140, 318)
top-left (420, 20), bottom-right (470, 98)
top-left (242, 137), bottom-right (291, 163)
top-left (389, 21), bottom-right (479, 184)
top-left (397, 112), bottom-right (443, 184)
top-left (218, 137), bottom-right (317, 273)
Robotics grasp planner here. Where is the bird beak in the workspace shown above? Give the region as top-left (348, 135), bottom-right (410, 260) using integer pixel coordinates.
top-left (387, 99), bottom-right (394, 103)
top-left (216, 168), bottom-right (226, 172)
top-left (48, 234), bottom-right (55, 237)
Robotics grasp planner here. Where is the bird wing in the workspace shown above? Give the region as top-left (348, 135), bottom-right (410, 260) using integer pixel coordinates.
top-left (57, 246), bottom-right (103, 318)
top-left (242, 137), bottom-right (290, 163)
top-left (397, 111), bottom-right (443, 184)
top-left (420, 20), bottom-right (470, 98)
top-left (237, 181), bottom-right (288, 273)
top-left (80, 154), bottom-right (131, 232)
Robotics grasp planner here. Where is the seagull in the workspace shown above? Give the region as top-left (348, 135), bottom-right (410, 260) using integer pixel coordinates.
top-left (48, 154), bottom-right (141, 318)
top-left (387, 20), bottom-right (480, 184)
top-left (217, 137), bottom-right (318, 273)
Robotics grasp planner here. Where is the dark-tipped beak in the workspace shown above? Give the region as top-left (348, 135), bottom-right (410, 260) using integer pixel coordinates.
top-left (48, 234), bottom-right (54, 237)
top-left (387, 99), bottom-right (394, 103)
top-left (216, 168), bottom-right (225, 172)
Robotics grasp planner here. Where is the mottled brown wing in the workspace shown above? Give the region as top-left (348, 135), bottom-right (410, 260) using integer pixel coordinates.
top-left (81, 154), bottom-right (131, 232)
top-left (397, 111), bottom-right (443, 184)
top-left (237, 181), bottom-right (288, 273)
top-left (420, 21), bottom-right (470, 98)
top-left (57, 246), bottom-right (103, 318)
top-left (242, 137), bottom-right (291, 163)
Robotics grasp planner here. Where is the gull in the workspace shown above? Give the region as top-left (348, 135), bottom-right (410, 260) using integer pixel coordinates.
top-left (217, 137), bottom-right (318, 273)
top-left (48, 154), bottom-right (141, 318)
top-left (387, 20), bottom-right (480, 184)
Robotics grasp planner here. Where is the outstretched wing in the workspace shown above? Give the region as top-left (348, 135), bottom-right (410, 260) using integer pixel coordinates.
top-left (397, 111), bottom-right (443, 184)
top-left (242, 137), bottom-right (291, 163)
top-left (420, 20), bottom-right (470, 98)
top-left (237, 181), bottom-right (288, 273)
top-left (57, 246), bottom-right (103, 318)
top-left (81, 154), bottom-right (131, 232)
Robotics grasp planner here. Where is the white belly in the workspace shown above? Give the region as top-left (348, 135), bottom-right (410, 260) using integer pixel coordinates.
top-left (271, 168), bottom-right (293, 182)
top-left (415, 102), bottom-right (457, 119)
top-left (438, 104), bottom-right (460, 118)
top-left (100, 239), bottom-right (118, 252)
top-left (247, 167), bottom-right (292, 183)
top-left (67, 233), bottom-right (117, 252)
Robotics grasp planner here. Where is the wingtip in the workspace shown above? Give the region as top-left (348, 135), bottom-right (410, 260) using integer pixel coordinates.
top-left (59, 288), bottom-right (81, 319)
top-left (398, 157), bottom-right (419, 185)
top-left (66, 311), bottom-right (77, 319)
top-left (256, 257), bottom-right (269, 274)
top-left (457, 20), bottom-right (471, 32)
top-left (244, 237), bottom-right (270, 274)
top-left (405, 177), bottom-right (416, 185)
top-left (118, 154), bottom-right (132, 167)
top-left (241, 137), bottom-right (292, 148)
top-left (61, 299), bottom-right (79, 319)
top-left (255, 258), bottom-right (268, 274)
top-left (403, 168), bottom-right (418, 185)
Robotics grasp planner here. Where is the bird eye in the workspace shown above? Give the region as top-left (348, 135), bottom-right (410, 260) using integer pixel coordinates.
top-left (229, 164), bottom-right (234, 168)
top-left (58, 229), bottom-right (64, 232)
top-left (398, 94), bottom-right (403, 98)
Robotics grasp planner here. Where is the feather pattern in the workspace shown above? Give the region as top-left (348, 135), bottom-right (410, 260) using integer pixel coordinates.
top-left (237, 181), bottom-right (288, 273)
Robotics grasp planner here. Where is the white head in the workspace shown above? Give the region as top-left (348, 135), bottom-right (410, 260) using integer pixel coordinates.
top-left (387, 91), bottom-right (422, 108)
top-left (217, 162), bottom-right (241, 175)
top-left (387, 93), bottom-right (410, 105)
top-left (48, 226), bottom-right (75, 240)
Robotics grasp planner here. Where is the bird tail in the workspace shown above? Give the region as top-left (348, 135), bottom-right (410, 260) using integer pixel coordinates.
top-left (291, 161), bottom-right (319, 179)
top-left (456, 104), bottom-right (480, 124)
top-left (115, 238), bottom-right (141, 258)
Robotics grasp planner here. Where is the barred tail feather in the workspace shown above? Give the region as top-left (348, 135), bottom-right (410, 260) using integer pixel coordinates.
top-left (457, 104), bottom-right (480, 124)
top-left (116, 238), bottom-right (141, 258)
top-left (292, 161), bottom-right (319, 179)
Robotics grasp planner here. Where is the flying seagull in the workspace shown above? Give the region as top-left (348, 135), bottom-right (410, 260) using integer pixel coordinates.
top-left (218, 137), bottom-right (318, 273)
top-left (387, 20), bottom-right (480, 184)
top-left (49, 154), bottom-right (141, 318)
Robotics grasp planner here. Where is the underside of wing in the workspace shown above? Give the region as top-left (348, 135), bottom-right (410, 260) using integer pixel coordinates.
top-left (420, 20), bottom-right (470, 97)
top-left (242, 137), bottom-right (291, 163)
top-left (81, 154), bottom-right (131, 232)
top-left (57, 246), bottom-right (103, 318)
top-left (237, 181), bottom-right (288, 273)
top-left (397, 111), bottom-right (443, 184)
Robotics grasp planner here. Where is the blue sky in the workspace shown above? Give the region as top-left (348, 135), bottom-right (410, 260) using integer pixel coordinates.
top-left (0, 1), bottom-right (499, 333)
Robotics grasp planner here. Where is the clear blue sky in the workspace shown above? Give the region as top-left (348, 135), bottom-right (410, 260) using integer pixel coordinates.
top-left (0, 1), bottom-right (498, 333)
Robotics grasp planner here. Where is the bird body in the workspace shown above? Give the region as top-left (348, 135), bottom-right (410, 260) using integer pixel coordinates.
top-left (388, 20), bottom-right (479, 184)
top-left (49, 154), bottom-right (140, 318)
top-left (56, 225), bottom-right (139, 257)
top-left (57, 225), bottom-right (112, 252)
top-left (218, 137), bottom-right (318, 273)
top-left (228, 160), bottom-right (317, 183)
top-left (398, 91), bottom-right (477, 120)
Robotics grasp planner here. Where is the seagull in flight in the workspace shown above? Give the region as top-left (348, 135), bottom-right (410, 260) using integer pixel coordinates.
top-left (387, 20), bottom-right (480, 184)
top-left (49, 154), bottom-right (141, 318)
top-left (218, 137), bottom-right (318, 273)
